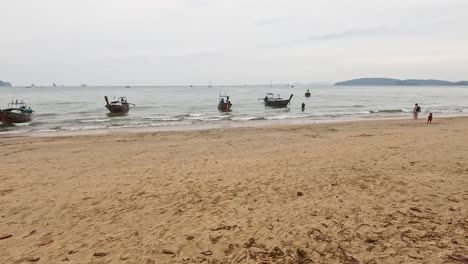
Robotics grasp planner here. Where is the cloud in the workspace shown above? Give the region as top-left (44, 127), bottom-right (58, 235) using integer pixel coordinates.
top-left (2, 0), bottom-right (468, 85)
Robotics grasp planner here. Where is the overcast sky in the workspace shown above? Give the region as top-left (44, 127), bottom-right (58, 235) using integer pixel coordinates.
top-left (1, 0), bottom-right (467, 86)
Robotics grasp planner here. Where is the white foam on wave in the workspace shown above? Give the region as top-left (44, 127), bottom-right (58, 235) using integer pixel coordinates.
top-left (231, 116), bottom-right (261, 121)
top-left (142, 116), bottom-right (181, 121)
top-left (79, 119), bottom-right (111, 123)
top-left (265, 115), bottom-right (296, 120)
top-left (199, 116), bottom-right (230, 121)
top-left (62, 125), bottom-right (105, 131)
top-left (12, 122), bottom-right (31, 126)
top-left (0, 129), bottom-right (28, 135)
top-left (32, 129), bottom-right (58, 133)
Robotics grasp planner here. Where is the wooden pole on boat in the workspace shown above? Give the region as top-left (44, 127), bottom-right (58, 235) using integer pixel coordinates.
top-left (288, 94), bottom-right (293, 105)
top-left (104, 96), bottom-right (110, 106)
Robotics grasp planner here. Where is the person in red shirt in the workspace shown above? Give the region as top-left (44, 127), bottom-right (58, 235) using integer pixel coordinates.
top-left (427, 113), bottom-right (433, 124)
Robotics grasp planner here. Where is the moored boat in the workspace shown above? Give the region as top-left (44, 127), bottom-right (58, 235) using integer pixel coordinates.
top-left (104, 96), bottom-right (135, 115)
top-left (218, 95), bottom-right (232, 112)
top-left (263, 93), bottom-right (293, 107)
top-left (305, 89), bottom-right (311, 97)
top-left (0, 101), bottom-right (34, 124)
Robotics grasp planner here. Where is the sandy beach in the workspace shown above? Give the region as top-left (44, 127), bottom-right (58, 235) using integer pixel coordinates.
top-left (0, 117), bottom-right (467, 263)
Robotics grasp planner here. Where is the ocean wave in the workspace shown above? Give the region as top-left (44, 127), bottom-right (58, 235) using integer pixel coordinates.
top-left (79, 119), bottom-right (111, 123)
top-left (430, 109), bottom-right (464, 113)
top-left (174, 113), bottom-right (202, 118)
top-left (34, 113), bottom-right (59, 117)
top-left (0, 129), bottom-right (29, 135)
top-left (108, 121), bottom-right (188, 129)
top-left (149, 122), bottom-right (190, 127)
top-left (197, 115), bottom-right (231, 121)
top-left (32, 129), bottom-right (59, 133)
top-left (231, 116), bottom-right (265, 121)
top-left (12, 122), bottom-right (31, 126)
top-left (109, 123), bottom-right (149, 128)
top-left (142, 116), bottom-right (182, 121)
top-left (62, 125), bottom-right (106, 131)
top-left (29, 121), bottom-right (47, 126)
top-left (264, 115), bottom-right (305, 120)
top-left (369, 109), bottom-right (405, 114)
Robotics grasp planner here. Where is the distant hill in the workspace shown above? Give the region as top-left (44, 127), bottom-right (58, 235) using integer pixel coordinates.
top-left (0, 80), bottom-right (12, 87)
top-left (335, 78), bottom-right (468, 86)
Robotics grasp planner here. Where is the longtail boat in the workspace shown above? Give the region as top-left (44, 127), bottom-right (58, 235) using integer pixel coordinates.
top-left (0, 101), bottom-right (34, 124)
top-left (305, 89), bottom-right (311, 97)
top-left (263, 93), bottom-right (293, 107)
top-left (104, 96), bottom-right (134, 115)
top-left (218, 95), bottom-right (232, 112)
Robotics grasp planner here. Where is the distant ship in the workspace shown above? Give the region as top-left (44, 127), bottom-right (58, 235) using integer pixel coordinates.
top-left (81, 84), bottom-right (87, 87)
top-left (125, 86), bottom-right (131, 88)
top-left (208, 81), bottom-right (212, 88)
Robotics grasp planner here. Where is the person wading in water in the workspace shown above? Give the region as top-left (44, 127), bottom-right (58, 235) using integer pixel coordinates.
top-left (413, 103), bottom-right (421, 119)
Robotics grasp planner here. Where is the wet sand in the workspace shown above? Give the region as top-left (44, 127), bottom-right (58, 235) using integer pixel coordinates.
top-left (0, 117), bottom-right (467, 263)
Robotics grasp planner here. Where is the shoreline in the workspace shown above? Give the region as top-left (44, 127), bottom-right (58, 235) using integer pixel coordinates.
top-left (2, 112), bottom-right (468, 138)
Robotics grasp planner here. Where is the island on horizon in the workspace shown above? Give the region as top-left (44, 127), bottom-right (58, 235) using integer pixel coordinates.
top-left (335, 78), bottom-right (468, 86)
top-left (0, 80), bottom-right (12, 87)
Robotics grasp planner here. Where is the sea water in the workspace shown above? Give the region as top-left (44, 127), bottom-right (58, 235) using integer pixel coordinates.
top-left (1, 85), bottom-right (468, 135)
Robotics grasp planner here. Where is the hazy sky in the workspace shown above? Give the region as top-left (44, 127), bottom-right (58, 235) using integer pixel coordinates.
top-left (1, 0), bottom-right (467, 85)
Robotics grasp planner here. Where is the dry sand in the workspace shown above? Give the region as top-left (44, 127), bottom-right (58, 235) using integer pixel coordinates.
top-left (0, 117), bottom-right (467, 263)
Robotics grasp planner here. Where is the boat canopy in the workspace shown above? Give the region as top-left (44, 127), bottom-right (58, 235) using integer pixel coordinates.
top-left (110, 96), bottom-right (128, 104)
top-left (265, 93), bottom-right (283, 100)
top-left (8, 101), bottom-right (28, 109)
top-left (219, 95), bottom-right (230, 102)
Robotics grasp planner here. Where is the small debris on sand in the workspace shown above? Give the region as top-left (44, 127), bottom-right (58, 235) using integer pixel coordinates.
top-left (26, 257), bottom-right (40, 262)
top-left (93, 252), bottom-right (109, 257)
top-left (211, 225), bottom-right (235, 231)
top-left (409, 207), bottom-right (422, 212)
top-left (162, 249), bottom-right (175, 255)
top-left (37, 239), bottom-right (53, 246)
top-left (0, 234), bottom-right (12, 240)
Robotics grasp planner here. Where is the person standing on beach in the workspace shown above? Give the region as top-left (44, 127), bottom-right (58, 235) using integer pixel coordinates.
top-left (427, 113), bottom-right (433, 124)
top-left (301, 102), bottom-right (305, 112)
top-left (413, 103), bottom-right (421, 119)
